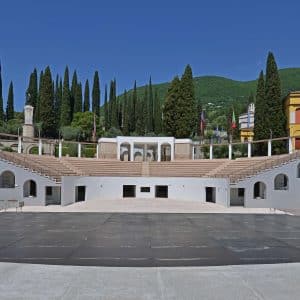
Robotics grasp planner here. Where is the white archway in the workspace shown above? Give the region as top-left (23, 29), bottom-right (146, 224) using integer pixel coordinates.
top-left (23, 180), bottom-right (37, 197)
top-left (161, 143), bottom-right (171, 161)
top-left (253, 181), bottom-right (266, 199)
top-left (120, 142), bottom-right (131, 161)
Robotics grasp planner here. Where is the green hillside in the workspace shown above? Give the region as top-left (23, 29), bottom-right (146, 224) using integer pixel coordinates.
top-left (120, 68), bottom-right (300, 107)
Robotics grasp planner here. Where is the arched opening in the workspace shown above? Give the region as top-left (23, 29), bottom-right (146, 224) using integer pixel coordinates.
top-left (161, 143), bottom-right (171, 161)
top-left (274, 174), bottom-right (289, 191)
top-left (134, 151), bottom-right (143, 161)
top-left (120, 143), bottom-right (131, 161)
top-left (295, 108), bottom-right (300, 124)
top-left (0, 171), bottom-right (15, 188)
top-left (253, 182), bottom-right (266, 199)
top-left (298, 163), bottom-right (300, 178)
top-left (23, 180), bottom-right (37, 197)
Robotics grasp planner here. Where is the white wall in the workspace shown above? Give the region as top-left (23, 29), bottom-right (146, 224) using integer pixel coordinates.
top-left (61, 176), bottom-right (230, 206)
top-left (0, 160), bottom-right (60, 206)
top-left (234, 159), bottom-right (300, 209)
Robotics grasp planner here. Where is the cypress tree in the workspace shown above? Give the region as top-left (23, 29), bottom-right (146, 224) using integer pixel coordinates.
top-left (36, 71), bottom-right (43, 123)
top-left (265, 52), bottom-right (286, 152)
top-left (6, 81), bottom-right (14, 121)
top-left (129, 81), bottom-right (137, 133)
top-left (110, 79), bottom-right (118, 128)
top-left (0, 63), bottom-right (4, 126)
top-left (60, 66), bottom-right (71, 126)
top-left (177, 64), bottom-right (197, 138)
top-left (104, 84), bottom-right (109, 130)
top-left (142, 85), bottom-right (148, 134)
top-left (163, 76), bottom-right (181, 136)
top-left (154, 89), bottom-right (162, 134)
top-left (92, 71), bottom-right (100, 116)
top-left (253, 71), bottom-right (267, 154)
top-left (39, 66), bottom-right (56, 137)
top-left (83, 79), bottom-right (90, 112)
top-left (26, 68), bottom-right (38, 121)
top-left (70, 70), bottom-right (78, 120)
top-left (54, 75), bottom-right (62, 128)
top-left (135, 97), bottom-right (145, 135)
top-left (74, 82), bottom-right (83, 114)
top-left (123, 89), bottom-right (129, 135)
top-left (148, 77), bottom-right (154, 132)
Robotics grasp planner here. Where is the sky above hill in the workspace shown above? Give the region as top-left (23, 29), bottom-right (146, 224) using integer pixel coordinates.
top-left (1, 0), bottom-right (300, 111)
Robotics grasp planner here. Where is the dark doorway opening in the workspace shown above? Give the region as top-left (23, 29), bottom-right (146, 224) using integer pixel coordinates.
top-left (75, 186), bottom-right (86, 202)
top-left (205, 187), bottom-right (216, 203)
top-left (123, 185), bottom-right (136, 197)
top-left (230, 188), bottom-right (245, 206)
top-left (155, 185), bottom-right (168, 198)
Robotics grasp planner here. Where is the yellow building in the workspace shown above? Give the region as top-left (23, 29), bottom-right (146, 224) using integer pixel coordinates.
top-left (284, 91), bottom-right (300, 150)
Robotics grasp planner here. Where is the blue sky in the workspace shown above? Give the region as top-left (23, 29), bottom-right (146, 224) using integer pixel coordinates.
top-left (1, 0), bottom-right (300, 111)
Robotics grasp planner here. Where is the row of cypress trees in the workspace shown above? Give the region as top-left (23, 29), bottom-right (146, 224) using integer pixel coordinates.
top-left (254, 52), bottom-right (286, 154)
top-left (25, 66), bottom-right (100, 137)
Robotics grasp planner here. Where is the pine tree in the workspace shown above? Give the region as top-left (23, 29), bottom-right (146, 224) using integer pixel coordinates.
top-left (163, 76), bottom-right (181, 136)
top-left (253, 71), bottom-right (267, 154)
top-left (6, 81), bottom-right (14, 121)
top-left (60, 66), bottom-right (71, 126)
top-left (148, 77), bottom-right (154, 132)
top-left (26, 68), bottom-right (38, 121)
top-left (0, 63), bottom-right (4, 126)
top-left (35, 71), bottom-right (43, 123)
top-left (104, 84), bottom-right (109, 130)
top-left (74, 82), bottom-right (83, 114)
top-left (70, 70), bottom-right (78, 120)
top-left (265, 52), bottom-right (286, 152)
top-left (83, 79), bottom-right (90, 112)
top-left (92, 71), bottom-right (100, 116)
top-left (39, 66), bottom-right (56, 137)
top-left (177, 64), bottom-right (197, 138)
top-left (154, 89), bottom-right (162, 134)
top-left (122, 89), bottom-right (129, 135)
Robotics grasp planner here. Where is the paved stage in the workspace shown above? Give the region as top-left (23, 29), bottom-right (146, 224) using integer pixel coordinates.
top-left (0, 213), bottom-right (300, 267)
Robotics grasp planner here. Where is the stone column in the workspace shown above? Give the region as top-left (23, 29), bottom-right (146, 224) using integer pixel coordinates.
top-left (247, 142), bottom-right (252, 158)
top-left (117, 141), bottom-right (121, 160)
top-left (289, 137), bottom-right (293, 154)
top-left (18, 137), bottom-right (22, 154)
top-left (209, 144), bottom-right (213, 160)
top-left (78, 143), bottom-right (82, 158)
top-left (171, 143), bottom-right (175, 161)
top-left (38, 139), bottom-right (43, 156)
top-left (130, 142), bottom-right (134, 161)
top-left (58, 141), bottom-right (62, 158)
top-left (157, 143), bottom-right (161, 162)
top-left (228, 143), bottom-right (232, 160)
top-left (268, 140), bottom-right (272, 157)
top-left (96, 143), bottom-right (100, 159)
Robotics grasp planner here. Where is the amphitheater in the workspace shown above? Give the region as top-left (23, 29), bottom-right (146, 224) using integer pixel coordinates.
top-left (0, 133), bottom-right (300, 210)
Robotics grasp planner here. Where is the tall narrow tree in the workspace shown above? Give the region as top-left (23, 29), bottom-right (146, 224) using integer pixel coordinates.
top-left (110, 79), bottom-right (118, 128)
top-left (26, 68), bottom-right (38, 121)
top-left (104, 84), bottom-right (109, 130)
top-left (35, 71), bottom-right (43, 123)
top-left (148, 77), bottom-right (154, 132)
top-left (70, 70), bottom-right (78, 120)
top-left (6, 81), bottom-right (14, 121)
top-left (92, 71), bottom-right (100, 116)
top-left (0, 63), bottom-right (4, 126)
top-left (74, 82), bottom-right (83, 114)
top-left (39, 66), bottom-right (56, 137)
top-left (177, 64), bottom-right (197, 138)
top-left (163, 76), bottom-right (181, 136)
top-left (83, 79), bottom-right (90, 112)
top-left (54, 75), bottom-right (62, 128)
top-left (60, 66), bottom-right (71, 126)
top-left (122, 89), bottom-right (129, 135)
top-left (129, 81), bottom-right (137, 132)
top-left (154, 89), bottom-right (162, 134)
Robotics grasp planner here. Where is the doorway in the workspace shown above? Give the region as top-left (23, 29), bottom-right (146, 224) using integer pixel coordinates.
top-left (75, 186), bottom-right (86, 202)
top-left (155, 185), bottom-right (168, 198)
top-left (205, 187), bottom-right (216, 203)
top-left (230, 188), bottom-right (245, 206)
top-left (123, 185), bottom-right (136, 197)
